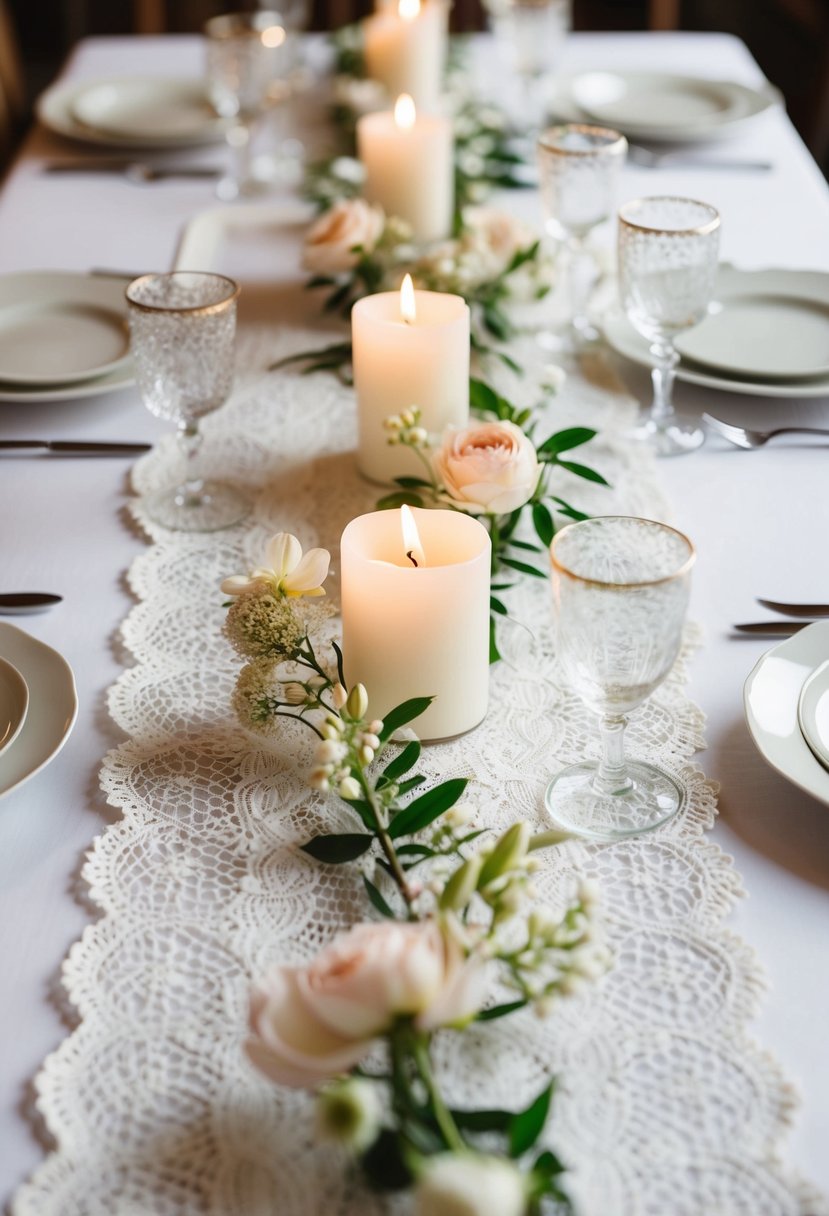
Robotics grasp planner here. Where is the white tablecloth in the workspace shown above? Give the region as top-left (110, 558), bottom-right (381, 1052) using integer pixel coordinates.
top-left (0, 30), bottom-right (828, 1207)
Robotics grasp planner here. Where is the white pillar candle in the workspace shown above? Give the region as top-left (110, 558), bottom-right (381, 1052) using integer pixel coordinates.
top-left (356, 94), bottom-right (454, 244)
top-left (341, 506), bottom-right (491, 741)
top-left (352, 276), bottom-right (470, 483)
top-left (363, 0), bottom-right (448, 113)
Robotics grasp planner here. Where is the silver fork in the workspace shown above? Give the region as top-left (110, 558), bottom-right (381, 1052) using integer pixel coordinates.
top-left (702, 413), bottom-right (829, 449)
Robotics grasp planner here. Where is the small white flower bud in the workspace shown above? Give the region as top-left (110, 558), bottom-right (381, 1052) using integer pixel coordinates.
top-left (331, 683), bottom-right (348, 709)
top-left (315, 1078), bottom-right (381, 1153)
top-left (283, 682), bottom-right (308, 705)
top-left (368, 719), bottom-right (384, 735)
top-left (316, 740), bottom-right (347, 764)
top-left (338, 776), bottom-right (362, 800)
top-left (308, 768), bottom-right (331, 792)
top-left (346, 683), bottom-right (369, 720)
top-left (408, 427), bottom-right (429, 446)
top-left (359, 745), bottom-right (375, 765)
top-left (320, 723), bottom-right (341, 741)
top-left (361, 732), bottom-right (381, 750)
top-left (401, 408), bottom-right (416, 427)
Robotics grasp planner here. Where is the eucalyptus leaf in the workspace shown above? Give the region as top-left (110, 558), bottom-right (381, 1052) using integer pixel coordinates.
top-left (532, 501), bottom-right (555, 547)
top-left (476, 999), bottom-right (528, 1021)
top-left (379, 696), bottom-right (434, 742)
top-left (538, 427), bottom-right (596, 455)
top-left (363, 874), bottom-right (397, 919)
top-left (382, 739), bottom-right (422, 782)
top-left (509, 1082), bottom-right (553, 1158)
top-left (501, 556), bottom-right (547, 579)
top-left (556, 460), bottom-right (610, 486)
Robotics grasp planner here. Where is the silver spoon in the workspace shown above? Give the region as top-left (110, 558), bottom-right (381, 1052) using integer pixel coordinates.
top-left (0, 593), bottom-right (63, 614)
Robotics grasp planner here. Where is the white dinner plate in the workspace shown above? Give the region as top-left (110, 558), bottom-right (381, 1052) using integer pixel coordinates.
top-left (0, 623), bottom-right (78, 801)
top-left (0, 272), bottom-right (135, 402)
top-left (0, 656), bottom-right (28, 759)
top-left (603, 268), bottom-right (829, 399)
top-left (37, 76), bottom-right (226, 149)
top-left (744, 621), bottom-right (829, 808)
top-left (547, 70), bottom-right (779, 144)
top-left (674, 269), bottom-right (829, 380)
top-left (797, 659), bottom-right (829, 771)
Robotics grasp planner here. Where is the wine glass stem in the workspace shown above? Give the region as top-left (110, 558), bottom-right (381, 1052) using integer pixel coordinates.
top-left (228, 120), bottom-right (253, 191)
top-left (177, 419), bottom-right (205, 508)
top-left (565, 238), bottom-right (595, 342)
top-left (649, 341), bottom-right (679, 426)
top-left (594, 714), bottom-right (633, 796)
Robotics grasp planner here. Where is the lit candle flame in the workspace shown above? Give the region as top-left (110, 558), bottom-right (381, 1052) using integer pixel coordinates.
top-left (401, 504), bottom-right (425, 568)
top-left (398, 0), bottom-right (420, 18)
top-left (400, 273), bottom-right (416, 324)
top-left (261, 23), bottom-right (286, 47)
top-left (394, 93), bottom-right (417, 131)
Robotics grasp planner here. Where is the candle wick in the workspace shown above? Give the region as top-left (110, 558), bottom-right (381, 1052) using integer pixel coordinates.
top-left (406, 549), bottom-right (419, 567)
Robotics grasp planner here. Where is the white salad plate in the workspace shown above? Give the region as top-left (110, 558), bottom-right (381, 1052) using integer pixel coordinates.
top-left (549, 70), bottom-right (778, 143)
top-left (0, 656), bottom-right (28, 759)
top-left (0, 623), bottom-right (78, 802)
top-left (797, 660), bottom-right (829, 772)
top-left (0, 272), bottom-right (134, 403)
top-left (674, 268), bottom-right (829, 380)
top-left (744, 621), bottom-right (829, 808)
top-left (37, 76), bottom-right (226, 148)
top-left (603, 268), bottom-right (829, 399)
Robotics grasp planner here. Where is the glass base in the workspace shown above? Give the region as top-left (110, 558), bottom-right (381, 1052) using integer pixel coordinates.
top-left (144, 481), bottom-right (250, 532)
top-left (536, 322), bottom-right (601, 356)
top-left (632, 416), bottom-right (705, 456)
top-left (544, 758), bottom-right (684, 841)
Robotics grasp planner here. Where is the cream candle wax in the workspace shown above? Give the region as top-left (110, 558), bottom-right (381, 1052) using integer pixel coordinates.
top-left (362, 0), bottom-right (448, 113)
top-left (356, 94), bottom-right (453, 244)
top-left (351, 275), bottom-right (469, 483)
top-left (340, 506), bottom-right (491, 741)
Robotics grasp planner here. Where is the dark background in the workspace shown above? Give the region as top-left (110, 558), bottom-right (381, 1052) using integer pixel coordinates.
top-left (5, 0), bottom-right (829, 173)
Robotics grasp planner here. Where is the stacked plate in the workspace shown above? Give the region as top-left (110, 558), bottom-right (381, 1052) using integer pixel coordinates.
top-left (745, 622), bottom-right (829, 807)
top-left (603, 266), bottom-right (829, 398)
top-left (37, 76), bottom-right (227, 149)
top-left (546, 69), bottom-right (779, 144)
top-left (0, 623), bottom-right (78, 801)
top-left (0, 271), bottom-right (136, 404)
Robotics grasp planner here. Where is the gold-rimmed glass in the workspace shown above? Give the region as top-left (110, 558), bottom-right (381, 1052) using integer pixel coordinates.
top-left (537, 123), bottom-right (628, 352)
top-left (544, 515), bottom-right (695, 840)
top-left (126, 272), bottom-right (249, 533)
top-left (205, 11), bottom-right (290, 201)
top-left (618, 195), bottom-right (721, 456)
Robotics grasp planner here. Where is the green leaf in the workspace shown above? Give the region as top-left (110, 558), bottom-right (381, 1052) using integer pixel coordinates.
top-left (509, 539), bottom-right (542, 553)
top-left (376, 490), bottom-right (425, 510)
top-left (450, 1107), bottom-right (512, 1132)
top-left (509, 1082), bottom-right (554, 1158)
top-left (363, 874), bottom-right (397, 919)
top-left (538, 427), bottom-right (596, 456)
top-left (395, 842), bottom-right (435, 858)
top-left (532, 501), bottom-right (555, 547)
top-left (482, 303), bottom-right (511, 341)
top-left (343, 798), bottom-right (379, 832)
top-left (469, 377), bottom-right (501, 416)
top-left (301, 833), bottom-right (373, 863)
top-left (360, 1128), bottom-right (412, 1191)
top-left (476, 999), bottom-right (528, 1022)
top-left (489, 615), bottom-right (502, 664)
top-left (393, 476), bottom-right (432, 489)
top-left (501, 556), bottom-right (547, 579)
top-left (533, 1149), bottom-right (565, 1179)
top-left (388, 777), bottom-right (469, 840)
top-left (306, 273), bottom-right (337, 289)
top-left (379, 696), bottom-right (434, 742)
top-left (555, 460), bottom-right (610, 486)
top-left (395, 775), bottom-right (427, 796)
top-left (490, 596), bottom-right (508, 616)
top-left (382, 739), bottom-right (422, 782)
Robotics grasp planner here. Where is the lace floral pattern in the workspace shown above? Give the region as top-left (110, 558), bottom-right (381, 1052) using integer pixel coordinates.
top-left (13, 324), bottom-right (826, 1216)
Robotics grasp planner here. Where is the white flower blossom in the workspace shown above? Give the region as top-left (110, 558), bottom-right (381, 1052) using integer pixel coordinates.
top-left (221, 533), bottom-right (330, 599)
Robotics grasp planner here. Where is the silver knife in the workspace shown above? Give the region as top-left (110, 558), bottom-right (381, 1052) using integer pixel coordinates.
top-left (0, 440), bottom-right (151, 455)
top-left (43, 161), bottom-right (220, 182)
top-left (733, 621), bottom-right (816, 635)
top-left (756, 598), bottom-right (829, 618)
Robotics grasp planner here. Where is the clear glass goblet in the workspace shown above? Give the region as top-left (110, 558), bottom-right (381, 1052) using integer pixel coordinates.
top-left (126, 272), bottom-right (249, 533)
top-left (483, 0), bottom-right (571, 135)
top-left (205, 11), bottom-right (290, 201)
top-left (537, 123), bottom-right (627, 352)
top-left (618, 196), bottom-right (721, 456)
top-left (544, 515), bottom-right (695, 841)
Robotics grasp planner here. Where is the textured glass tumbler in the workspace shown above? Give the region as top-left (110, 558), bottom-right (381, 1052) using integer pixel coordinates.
top-left (545, 516), bottom-right (695, 841)
top-left (537, 123), bottom-right (627, 352)
top-left (126, 272), bottom-right (248, 533)
top-left (618, 196), bottom-right (721, 456)
top-left (205, 11), bottom-right (289, 201)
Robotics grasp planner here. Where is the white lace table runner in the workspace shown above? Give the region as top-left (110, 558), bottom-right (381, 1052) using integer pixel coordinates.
top-left (13, 324), bottom-right (826, 1216)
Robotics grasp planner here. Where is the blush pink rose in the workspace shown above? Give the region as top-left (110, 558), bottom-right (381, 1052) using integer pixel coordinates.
top-left (246, 920), bottom-right (488, 1089)
top-left (303, 198), bottom-right (385, 276)
top-left (433, 420), bottom-right (540, 515)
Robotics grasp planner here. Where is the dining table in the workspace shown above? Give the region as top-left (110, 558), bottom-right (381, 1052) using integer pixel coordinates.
top-left (1, 25), bottom-right (828, 1216)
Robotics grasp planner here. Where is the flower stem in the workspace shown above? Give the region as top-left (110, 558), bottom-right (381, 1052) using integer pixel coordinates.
top-left (412, 1035), bottom-right (465, 1153)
